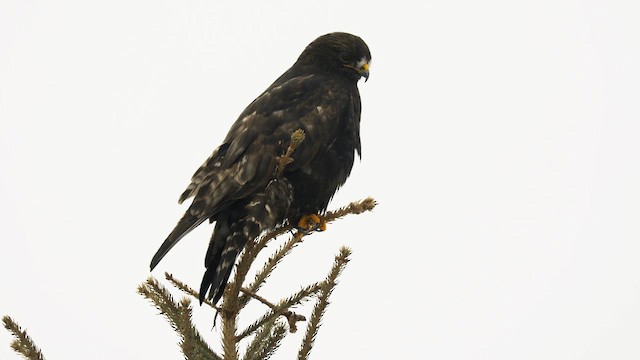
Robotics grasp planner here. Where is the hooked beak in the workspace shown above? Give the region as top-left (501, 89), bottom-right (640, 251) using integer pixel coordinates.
top-left (345, 60), bottom-right (370, 82)
top-left (359, 62), bottom-right (370, 82)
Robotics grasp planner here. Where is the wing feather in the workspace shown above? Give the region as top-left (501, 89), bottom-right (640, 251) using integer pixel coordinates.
top-left (152, 74), bottom-right (351, 270)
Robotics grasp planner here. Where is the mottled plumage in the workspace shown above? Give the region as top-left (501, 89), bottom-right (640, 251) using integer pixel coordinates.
top-left (150, 32), bottom-right (371, 305)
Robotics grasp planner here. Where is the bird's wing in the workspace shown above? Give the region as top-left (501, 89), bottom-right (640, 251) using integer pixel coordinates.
top-left (150, 74), bottom-right (346, 269)
top-left (180, 74), bottom-right (347, 210)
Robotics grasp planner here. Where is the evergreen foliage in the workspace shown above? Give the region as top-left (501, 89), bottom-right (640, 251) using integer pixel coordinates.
top-left (2, 316), bottom-right (45, 360)
top-left (3, 198), bottom-right (376, 359)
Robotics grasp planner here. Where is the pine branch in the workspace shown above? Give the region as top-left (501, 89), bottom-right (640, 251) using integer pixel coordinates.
top-left (233, 227), bottom-right (291, 310)
top-left (143, 198), bottom-right (375, 359)
top-left (220, 285), bottom-right (240, 360)
top-left (239, 287), bottom-right (308, 333)
top-left (234, 197), bottom-right (376, 311)
top-left (165, 272), bottom-right (219, 310)
top-left (242, 318), bottom-right (276, 360)
top-left (257, 322), bottom-right (287, 360)
top-left (240, 197), bottom-right (376, 307)
top-left (240, 287), bottom-right (278, 309)
top-left (244, 320), bottom-right (287, 360)
top-left (167, 270), bottom-right (306, 335)
top-left (2, 316), bottom-right (45, 360)
top-left (137, 277), bottom-right (220, 360)
top-left (240, 231), bottom-right (305, 308)
top-left (298, 247), bottom-right (352, 360)
top-left (177, 298), bottom-right (222, 360)
top-left (324, 197), bottom-right (378, 222)
top-left (237, 282), bottom-right (321, 340)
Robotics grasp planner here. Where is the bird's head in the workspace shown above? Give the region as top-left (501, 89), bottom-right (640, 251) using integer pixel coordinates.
top-left (297, 32), bottom-right (372, 82)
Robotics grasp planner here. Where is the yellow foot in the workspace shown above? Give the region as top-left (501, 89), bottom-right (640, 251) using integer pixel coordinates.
top-left (297, 214), bottom-right (327, 234)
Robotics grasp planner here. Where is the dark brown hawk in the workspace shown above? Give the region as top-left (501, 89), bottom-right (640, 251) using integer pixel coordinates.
top-left (150, 32), bottom-right (371, 305)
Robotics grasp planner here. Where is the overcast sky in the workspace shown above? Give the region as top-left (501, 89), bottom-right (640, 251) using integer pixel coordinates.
top-left (2, 1), bottom-right (640, 359)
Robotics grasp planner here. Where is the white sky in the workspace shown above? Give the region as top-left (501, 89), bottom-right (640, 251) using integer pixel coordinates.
top-left (1, 1), bottom-right (639, 359)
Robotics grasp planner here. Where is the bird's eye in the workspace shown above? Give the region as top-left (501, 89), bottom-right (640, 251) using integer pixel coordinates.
top-left (339, 52), bottom-right (353, 63)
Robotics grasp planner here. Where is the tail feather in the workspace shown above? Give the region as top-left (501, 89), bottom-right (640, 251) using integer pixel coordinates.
top-left (150, 212), bottom-right (206, 270)
top-left (199, 251), bottom-right (237, 305)
top-left (197, 178), bottom-right (294, 305)
top-left (199, 218), bottom-right (260, 304)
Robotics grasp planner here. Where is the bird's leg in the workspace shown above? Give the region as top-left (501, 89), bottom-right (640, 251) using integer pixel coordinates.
top-left (297, 214), bottom-right (327, 234)
top-left (276, 129), bottom-right (325, 234)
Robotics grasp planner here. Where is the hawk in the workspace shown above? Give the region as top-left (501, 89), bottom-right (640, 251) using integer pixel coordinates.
top-left (150, 32), bottom-right (371, 305)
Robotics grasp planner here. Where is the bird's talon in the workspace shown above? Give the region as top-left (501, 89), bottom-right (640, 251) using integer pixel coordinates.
top-left (297, 214), bottom-right (326, 234)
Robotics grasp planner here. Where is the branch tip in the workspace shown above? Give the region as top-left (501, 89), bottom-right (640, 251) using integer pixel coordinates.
top-left (2, 315), bottom-right (46, 360)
